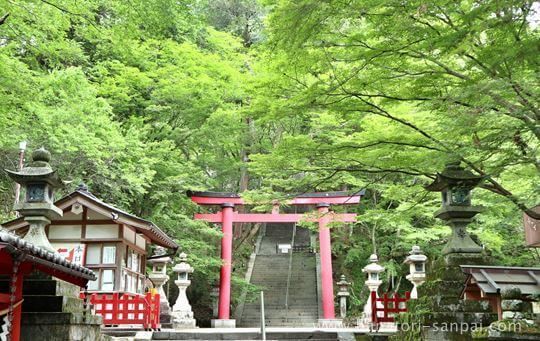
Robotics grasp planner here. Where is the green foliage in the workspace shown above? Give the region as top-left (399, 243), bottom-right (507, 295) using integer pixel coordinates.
top-left (0, 0), bottom-right (538, 322)
top-left (0, 0), bottom-right (258, 324)
top-left (247, 0), bottom-right (540, 313)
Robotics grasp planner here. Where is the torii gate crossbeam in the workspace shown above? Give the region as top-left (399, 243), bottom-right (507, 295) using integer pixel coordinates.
top-left (189, 191), bottom-right (364, 327)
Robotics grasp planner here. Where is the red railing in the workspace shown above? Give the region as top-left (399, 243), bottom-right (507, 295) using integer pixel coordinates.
top-left (81, 292), bottom-right (160, 330)
top-left (371, 291), bottom-right (410, 324)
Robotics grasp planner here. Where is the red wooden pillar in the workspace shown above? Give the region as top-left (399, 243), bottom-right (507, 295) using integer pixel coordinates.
top-left (218, 203), bottom-right (234, 320)
top-left (317, 203), bottom-right (336, 319)
top-left (11, 270), bottom-right (24, 341)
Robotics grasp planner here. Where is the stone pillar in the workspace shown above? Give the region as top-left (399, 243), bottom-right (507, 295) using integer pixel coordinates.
top-left (23, 216), bottom-right (55, 252)
top-left (147, 247), bottom-right (173, 327)
top-left (336, 275), bottom-right (350, 319)
top-left (172, 253), bottom-right (196, 329)
top-left (500, 287), bottom-right (527, 321)
top-left (213, 203), bottom-right (236, 328)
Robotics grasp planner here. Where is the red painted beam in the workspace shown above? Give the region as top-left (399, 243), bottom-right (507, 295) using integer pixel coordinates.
top-left (190, 193), bottom-right (362, 206)
top-left (194, 212), bottom-right (357, 223)
top-left (190, 196), bottom-right (245, 205)
top-left (290, 196), bottom-right (360, 205)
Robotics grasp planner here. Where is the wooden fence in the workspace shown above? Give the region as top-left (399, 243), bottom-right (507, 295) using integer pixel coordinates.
top-left (81, 292), bottom-right (160, 330)
top-left (371, 291), bottom-right (410, 325)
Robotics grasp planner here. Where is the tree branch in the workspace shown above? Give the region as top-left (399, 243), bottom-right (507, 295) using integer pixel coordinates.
top-left (0, 13), bottom-right (9, 26)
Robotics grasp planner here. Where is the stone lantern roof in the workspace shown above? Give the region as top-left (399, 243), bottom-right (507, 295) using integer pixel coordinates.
top-left (173, 253), bottom-right (194, 274)
top-left (147, 246), bottom-right (172, 264)
top-left (5, 147), bottom-right (63, 187)
top-left (362, 254), bottom-right (384, 273)
top-left (404, 245), bottom-right (427, 264)
top-left (425, 161), bottom-right (486, 192)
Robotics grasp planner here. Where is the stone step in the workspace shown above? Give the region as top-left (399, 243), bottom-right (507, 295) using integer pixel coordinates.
top-left (22, 311), bottom-right (102, 325)
top-left (241, 223), bottom-right (319, 326)
top-left (22, 295), bottom-right (86, 313)
top-left (22, 312), bottom-right (103, 341)
top-left (0, 278), bottom-right (80, 297)
top-left (242, 306), bottom-right (318, 311)
top-left (153, 331), bottom-right (339, 340)
top-left (242, 311), bottom-right (319, 317)
top-left (240, 318), bottom-right (319, 323)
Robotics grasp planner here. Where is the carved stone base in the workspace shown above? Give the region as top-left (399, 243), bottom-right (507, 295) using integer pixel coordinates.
top-left (172, 310), bottom-right (196, 329)
top-left (317, 319), bottom-right (343, 328)
top-left (172, 317), bottom-right (196, 329)
top-left (159, 301), bottom-right (173, 328)
top-left (211, 319), bottom-right (236, 328)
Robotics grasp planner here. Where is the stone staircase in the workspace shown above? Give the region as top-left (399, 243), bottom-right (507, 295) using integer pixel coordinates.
top-left (0, 273), bottom-right (102, 341)
top-left (238, 223), bottom-right (319, 327)
top-left (152, 330), bottom-right (342, 340)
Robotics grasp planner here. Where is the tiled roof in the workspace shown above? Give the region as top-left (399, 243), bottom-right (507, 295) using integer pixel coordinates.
top-left (461, 265), bottom-right (540, 296)
top-left (0, 231), bottom-right (96, 280)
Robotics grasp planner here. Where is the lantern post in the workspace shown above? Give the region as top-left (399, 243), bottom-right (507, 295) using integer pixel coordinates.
top-left (361, 254), bottom-right (384, 326)
top-left (172, 252), bottom-right (196, 328)
top-left (147, 246), bottom-right (173, 326)
top-left (425, 161), bottom-right (485, 256)
top-left (404, 246), bottom-right (427, 299)
top-left (336, 275), bottom-right (350, 318)
top-left (5, 147), bottom-right (63, 252)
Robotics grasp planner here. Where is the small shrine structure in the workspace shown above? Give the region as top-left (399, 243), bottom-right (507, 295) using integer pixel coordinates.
top-left (2, 148), bottom-right (179, 330)
top-left (460, 265), bottom-right (540, 319)
top-left (0, 231), bottom-right (97, 341)
top-left (3, 183), bottom-right (178, 294)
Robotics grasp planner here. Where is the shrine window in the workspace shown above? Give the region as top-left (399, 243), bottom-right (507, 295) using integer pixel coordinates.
top-left (102, 269), bottom-right (115, 291)
top-left (84, 243), bottom-right (118, 291)
top-left (123, 247), bottom-right (145, 294)
top-left (86, 268), bottom-right (116, 291)
top-left (85, 243), bottom-right (117, 265)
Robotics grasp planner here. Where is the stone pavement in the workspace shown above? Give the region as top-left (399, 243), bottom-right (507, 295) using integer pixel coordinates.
top-left (105, 326), bottom-right (378, 341)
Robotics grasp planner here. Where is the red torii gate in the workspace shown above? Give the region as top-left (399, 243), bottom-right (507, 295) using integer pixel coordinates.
top-left (189, 191), bottom-right (364, 326)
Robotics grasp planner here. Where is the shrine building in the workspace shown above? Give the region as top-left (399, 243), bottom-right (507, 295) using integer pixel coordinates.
top-left (2, 183), bottom-right (178, 294)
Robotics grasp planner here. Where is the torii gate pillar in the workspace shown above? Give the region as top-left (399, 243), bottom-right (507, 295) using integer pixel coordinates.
top-left (212, 203), bottom-right (236, 328)
top-left (317, 203), bottom-right (336, 320)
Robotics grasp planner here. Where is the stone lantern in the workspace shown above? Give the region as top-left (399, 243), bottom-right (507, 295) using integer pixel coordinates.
top-left (147, 246), bottom-right (173, 326)
top-left (171, 252), bottom-right (196, 328)
top-left (363, 254), bottom-right (384, 291)
top-left (5, 147), bottom-right (63, 252)
top-left (210, 282), bottom-right (220, 318)
top-left (361, 254), bottom-right (385, 325)
top-left (336, 275), bottom-right (350, 318)
top-left (425, 161), bottom-right (485, 255)
top-left (404, 246), bottom-right (427, 299)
